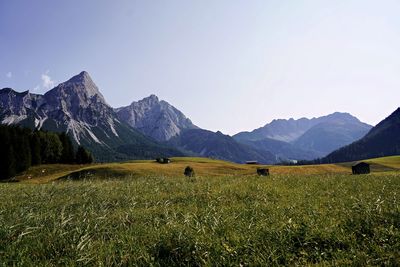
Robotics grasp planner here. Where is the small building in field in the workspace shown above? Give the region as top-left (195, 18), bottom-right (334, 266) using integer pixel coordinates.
top-left (246, 161), bottom-right (259, 165)
top-left (257, 168), bottom-right (269, 176)
top-left (156, 158), bottom-right (171, 164)
top-left (352, 162), bottom-right (370, 175)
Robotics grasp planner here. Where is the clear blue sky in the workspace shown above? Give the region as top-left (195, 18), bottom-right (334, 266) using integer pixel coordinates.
top-left (1, 0), bottom-right (400, 134)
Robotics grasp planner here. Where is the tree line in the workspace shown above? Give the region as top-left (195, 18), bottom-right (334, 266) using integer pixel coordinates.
top-left (0, 125), bottom-right (93, 180)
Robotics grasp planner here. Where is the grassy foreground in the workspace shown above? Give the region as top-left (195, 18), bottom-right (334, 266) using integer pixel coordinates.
top-left (1, 169), bottom-right (399, 265)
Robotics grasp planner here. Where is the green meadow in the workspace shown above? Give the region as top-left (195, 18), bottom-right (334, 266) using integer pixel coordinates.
top-left (0, 157), bottom-right (399, 266)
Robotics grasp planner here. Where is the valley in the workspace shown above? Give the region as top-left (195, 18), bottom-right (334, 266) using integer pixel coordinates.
top-left (0, 71), bottom-right (384, 165)
top-left (1, 156), bottom-right (399, 265)
top-left (12, 155), bottom-right (400, 184)
top-left (3, 1), bottom-right (400, 265)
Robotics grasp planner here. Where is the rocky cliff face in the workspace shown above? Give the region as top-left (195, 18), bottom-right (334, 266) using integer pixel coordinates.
top-left (0, 71), bottom-right (183, 161)
top-left (0, 88), bottom-right (45, 126)
top-left (41, 71), bottom-right (120, 144)
top-left (1, 71), bottom-right (119, 145)
top-left (116, 95), bottom-right (198, 141)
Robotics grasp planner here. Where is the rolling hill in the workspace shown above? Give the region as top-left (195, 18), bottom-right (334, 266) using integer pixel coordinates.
top-left (14, 155), bottom-right (400, 184)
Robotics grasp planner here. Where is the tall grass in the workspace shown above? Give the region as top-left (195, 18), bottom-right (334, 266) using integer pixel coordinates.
top-left (0, 173), bottom-right (399, 266)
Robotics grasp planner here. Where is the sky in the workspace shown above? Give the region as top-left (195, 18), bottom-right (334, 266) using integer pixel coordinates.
top-left (1, 0), bottom-right (400, 135)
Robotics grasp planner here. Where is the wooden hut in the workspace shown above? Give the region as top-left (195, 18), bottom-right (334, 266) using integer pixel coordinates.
top-left (246, 161), bottom-right (259, 165)
top-left (352, 162), bottom-right (370, 175)
top-left (257, 168), bottom-right (269, 176)
top-left (156, 158), bottom-right (171, 164)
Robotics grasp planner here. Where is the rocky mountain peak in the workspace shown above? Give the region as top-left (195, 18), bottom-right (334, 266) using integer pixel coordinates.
top-left (116, 94), bottom-right (198, 141)
top-left (0, 88), bottom-right (15, 94)
top-left (66, 71), bottom-right (93, 85)
top-left (38, 72), bottom-right (110, 135)
top-left (322, 112), bottom-right (360, 124)
top-left (45, 71), bottom-right (106, 104)
top-left (67, 71), bottom-right (104, 98)
top-left (142, 94), bottom-right (159, 103)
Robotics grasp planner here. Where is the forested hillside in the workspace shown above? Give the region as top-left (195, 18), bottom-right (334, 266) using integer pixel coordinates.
top-left (0, 125), bottom-right (92, 180)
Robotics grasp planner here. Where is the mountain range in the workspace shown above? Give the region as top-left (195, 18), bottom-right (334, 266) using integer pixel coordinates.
top-left (321, 108), bottom-right (400, 163)
top-left (234, 113), bottom-right (372, 160)
top-left (1, 71), bottom-right (397, 164)
top-left (0, 72), bottom-right (183, 162)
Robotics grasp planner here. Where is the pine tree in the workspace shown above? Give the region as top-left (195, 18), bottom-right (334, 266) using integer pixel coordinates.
top-left (30, 132), bottom-right (41, 165)
top-left (4, 145), bottom-right (16, 179)
top-left (0, 127), bottom-right (16, 180)
top-left (59, 132), bottom-right (75, 163)
top-left (75, 146), bottom-right (94, 164)
top-left (14, 133), bottom-right (31, 173)
top-left (39, 132), bottom-right (62, 163)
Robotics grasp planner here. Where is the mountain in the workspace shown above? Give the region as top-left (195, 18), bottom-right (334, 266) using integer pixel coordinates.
top-left (116, 95), bottom-right (280, 163)
top-left (115, 95), bottom-right (197, 141)
top-left (292, 117), bottom-right (372, 157)
top-left (238, 138), bottom-right (320, 161)
top-left (234, 117), bottom-right (315, 143)
top-left (234, 112), bottom-right (372, 160)
top-left (167, 129), bottom-right (277, 164)
top-left (0, 71), bottom-right (183, 161)
top-left (321, 108), bottom-right (400, 163)
top-left (1, 71), bottom-right (379, 164)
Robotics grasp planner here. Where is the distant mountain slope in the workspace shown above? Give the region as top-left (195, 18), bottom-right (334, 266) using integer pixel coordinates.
top-left (239, 138), bottom-right (320, 161)
top-left (234, 112), bottom-right (370, 142)
top-left (167, 129), bottom-right (277, 164)
top-left (234, 112), bottom-right (372, 160)
top-left (293, 119), bottom-right (372, 156)
top-left (0, 72), bottom-right (183, 161)
top-left (322, 108), bottom-right (400, 163)
top-left (116, 96), bottom-right (280, 164)
top-left (234, 117), bottom-right (314, 142)
top-left (116, 95), bottom-right (198, 141)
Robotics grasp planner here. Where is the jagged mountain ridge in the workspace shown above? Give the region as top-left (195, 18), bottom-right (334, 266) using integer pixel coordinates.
top-left (116, 95), bottom-right (198, 141)
top-left (234, 117), bottom-right (316, 143)
top-left (1, 70), bottom-right (379, 163)
top-left (321, 108), bottom-right (400, 163)
top-left (115, 96), bottom-right (277, 163)
top-left (234, 112), bottom-right (371, 142)
top-left (234, 112), bottom-right (373, 160)
top-left (0, 72), bottom-right (183, 161)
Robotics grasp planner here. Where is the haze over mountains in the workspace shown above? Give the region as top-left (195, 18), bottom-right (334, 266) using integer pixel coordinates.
top-left (321, 108), bottom-right (400, 163)
top-left (234, 113), bottom-right (372, 160)
top-left (1, 71), bottom-right (397, 164)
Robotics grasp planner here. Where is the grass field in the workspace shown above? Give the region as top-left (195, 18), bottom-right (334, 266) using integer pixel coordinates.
top-left (11, 155), bottom-right (400, 184)
top-left (1, 157), bottom-right (399, 265)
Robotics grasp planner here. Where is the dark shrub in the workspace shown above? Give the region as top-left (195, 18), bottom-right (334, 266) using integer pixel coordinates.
top-left (184, 166), bottom-right (195, 177)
